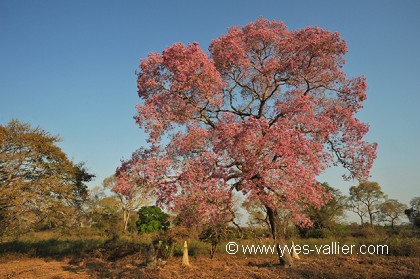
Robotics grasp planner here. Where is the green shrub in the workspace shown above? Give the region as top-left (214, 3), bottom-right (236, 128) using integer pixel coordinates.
top-left (136, 206), bottom-right (170, 233)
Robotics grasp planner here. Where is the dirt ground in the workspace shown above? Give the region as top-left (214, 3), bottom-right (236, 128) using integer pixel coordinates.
top-left (1, 253), bottom-right (419, 279)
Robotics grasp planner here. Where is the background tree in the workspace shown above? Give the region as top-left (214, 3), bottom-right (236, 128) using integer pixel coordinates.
top-left (69, 162), bottom-right (96, 228)
top-left (347, 181), bottom-right (386, 227)
top-left (299, 182), bottom-right (346, 237)
top-left (111, 151), bottom-right (153, 231)
top-left (199, 223), bottom-right (227, 259)
top-left (405, 197), bottom-right (420, 228)
top-left (104, 175), bottom-right (139, 231)
top-left (83, 185), bottom-right (121, 231)
top-left (0, 120), bottom-right (94, 236)
top-left (136, 205), bottom-right (170, 233)
top-left (127, 18), bottom-right (377, 266)
top-left (72, 162), bottom-right (95, 209)
top-left (243, 199), bottom-right (271, 233)
top-left (378, 199), bottom-right (406, 229)
top-left (346, 195), bottom-right (368, 225)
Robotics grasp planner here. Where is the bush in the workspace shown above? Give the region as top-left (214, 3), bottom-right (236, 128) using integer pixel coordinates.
top-left (386, 238), bottom-right (420, 257)
top-left (152, 232), bottom-right (176, 259)
top-left (136, 206), bottom-right (170, 234)
top-left (307, 228), bottom-right (334, 238)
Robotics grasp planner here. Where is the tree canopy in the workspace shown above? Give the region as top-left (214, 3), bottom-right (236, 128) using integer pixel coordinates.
top-left (0, 120), bottom-right (94, 235)
top-left (347, 181), bottom-right (386, 226)
top-left (120, 18), bottom-right (377, 266)
top-left (136, 205), bottom-right (170, 233)
top-left (405, 197), bottom-right (420, 228)
top-left (378, 199), bottom-right (406, 229)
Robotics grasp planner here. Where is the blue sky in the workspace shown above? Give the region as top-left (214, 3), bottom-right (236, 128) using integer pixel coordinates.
top-left (1, 0), bottom-right (419, 213)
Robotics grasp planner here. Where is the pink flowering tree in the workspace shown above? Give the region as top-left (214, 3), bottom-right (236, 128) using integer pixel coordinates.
top-left (112, 149), bottom-right (153, 231)
top-left (128, 18), bottom-right (377, 266)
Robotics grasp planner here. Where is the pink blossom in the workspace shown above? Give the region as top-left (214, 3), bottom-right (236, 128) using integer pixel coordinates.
top-left (126, 18), bottom-right (377, 229)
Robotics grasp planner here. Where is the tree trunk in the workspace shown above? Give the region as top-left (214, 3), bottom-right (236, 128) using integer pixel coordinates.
top-left (358, 214), bottom-right (364, 225)
top-left (123, 210), bottom-right (130, 231)
top-left (369, 212), bottom-right (374, 228)
top-left (210, 243), bottom-right (217, 259)
top-left (266, 206), bottom-right (294, 267)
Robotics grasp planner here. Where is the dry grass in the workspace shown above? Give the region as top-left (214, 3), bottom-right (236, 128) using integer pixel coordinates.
top-left (0, 229), bottom-right (419, 278)
top-left (1, 252), bottom-right (419, 279)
